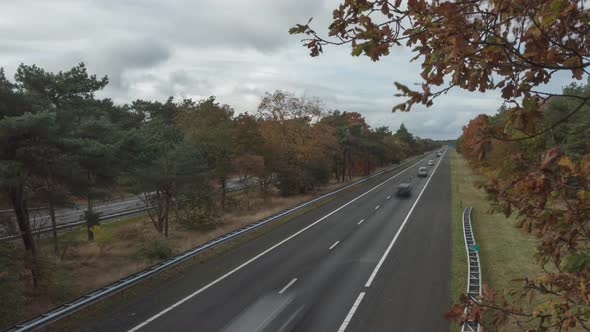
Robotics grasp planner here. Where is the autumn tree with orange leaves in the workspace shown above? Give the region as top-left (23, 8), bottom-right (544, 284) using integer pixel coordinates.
top-left (291, 0), bottom-right (590, 330)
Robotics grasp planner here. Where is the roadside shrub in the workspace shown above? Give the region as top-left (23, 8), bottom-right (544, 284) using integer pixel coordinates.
top-left (303, 159), bottom-right (331, 189)
top-left (2, 250), bottom-right (74, 328)
top-left (58, 232), bottom-right (84, 261)
top-left (139, 238), bottom-right (177, 261)
top-left (83, 210), bottom-right (102, 240)
top-left (91, 225), bottom-right (114, 254)
top-left (277, 172), bottom-right (300, 196)
top-left (45, 260), bottom-right (75, 304)
top-left (116, 223), bottom-right (143, 241)
top-left (176, 206), bottom-right (219, 230)
top-left (176, 191), bottom-right (219, 230)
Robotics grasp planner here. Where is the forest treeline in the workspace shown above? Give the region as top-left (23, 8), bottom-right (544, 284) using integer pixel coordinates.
top-left (0, 63), bottom-right (440, 285)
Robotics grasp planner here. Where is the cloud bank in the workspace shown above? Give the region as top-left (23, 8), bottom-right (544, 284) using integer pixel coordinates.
top-left (0, 0), bottom-right (575, 139)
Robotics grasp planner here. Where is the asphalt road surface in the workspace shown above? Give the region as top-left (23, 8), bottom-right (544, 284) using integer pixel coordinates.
top-left (75, 151), bottom-right (451, 332)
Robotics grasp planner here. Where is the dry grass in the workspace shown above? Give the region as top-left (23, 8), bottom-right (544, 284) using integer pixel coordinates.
top-left (450, 150), bottom-right (556, 332)
top-left (452, 151), bottom-right (541, 292)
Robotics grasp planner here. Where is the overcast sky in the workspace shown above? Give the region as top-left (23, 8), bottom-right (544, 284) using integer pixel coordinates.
top-left (0, 0), bottom-right (578, 139)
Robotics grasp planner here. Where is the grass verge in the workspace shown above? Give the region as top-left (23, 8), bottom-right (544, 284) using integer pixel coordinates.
top-left (450, 149), bottom-right (545, 332)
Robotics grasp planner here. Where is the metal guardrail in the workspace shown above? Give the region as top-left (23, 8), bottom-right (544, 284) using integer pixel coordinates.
top-left (225, 176), bottom-right (279, 193)
top-left (1, 178), bottom-right (280, 242)
top-left (0, 207), bottom-right (149, 242)
top-left (0, 207), bottom-right (45, 214)
top-left (461, 207), bottom-right (481, 332)
top-left (6, 152), bottom-right (432, 332)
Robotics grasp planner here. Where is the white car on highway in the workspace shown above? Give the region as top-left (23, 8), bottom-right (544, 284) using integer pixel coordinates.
top-left (417, 167), bottom-right (428, 177)
top-left (427, 160), bottom-right (434, 166)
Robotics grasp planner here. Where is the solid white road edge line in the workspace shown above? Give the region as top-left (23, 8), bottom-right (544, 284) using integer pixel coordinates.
top-left (278, 278), bottom-right (298, 294)
top-left (364, 150), bottom-right (446, 288)
top-left (329, 241), bottom-right (340, 250)
top-left (337, 292), bottom-right (366, 332)
top-left (127, 153), bottom-right (433, 332)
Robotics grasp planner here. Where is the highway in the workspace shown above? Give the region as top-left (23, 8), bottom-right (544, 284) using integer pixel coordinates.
top-left (75, 150), bottom-right (451, 332)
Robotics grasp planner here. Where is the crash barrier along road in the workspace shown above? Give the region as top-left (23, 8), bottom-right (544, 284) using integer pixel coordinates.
top-left (461, 207), bottom-right (482, 332)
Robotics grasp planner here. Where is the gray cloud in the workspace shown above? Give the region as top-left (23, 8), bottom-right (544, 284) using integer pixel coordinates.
top-left (92, 38), bottom-right (172, 88)
top-left (106, 40), bottom-right (170, 70)
top-left (88, 0), bottom-right (326, 53)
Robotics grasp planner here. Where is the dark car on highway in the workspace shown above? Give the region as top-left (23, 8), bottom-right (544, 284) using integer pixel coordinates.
top-left (396, 182), bottom-right (412, 197)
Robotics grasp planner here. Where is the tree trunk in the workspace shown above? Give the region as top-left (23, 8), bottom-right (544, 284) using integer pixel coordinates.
top-left (164, 193), bottom-right (169, 238)
top-left (164, 213), bottom-right (169, 238)
top-left (333, 157), bottom-right (340, 183)
top-left (48, 194), bottom-right (59, 255)
top-left (10, 186), bottom-right (35, 252)
top-left (86, 195), bottom-right (94, 241)
top-left (220, 177), bottom-right (226, 210)
top-left (348, 152), bottom-right (353, 180)
top-left (341, 150), bottom-right (346, 182)
top-left (10, 186), bottom-right (39, 287)
top-left (244, 177), bottom-right (250, 210)
top-left (86, 170), bottom-right (94, 241)
top-left (87, 225), bottom-right (94, 240)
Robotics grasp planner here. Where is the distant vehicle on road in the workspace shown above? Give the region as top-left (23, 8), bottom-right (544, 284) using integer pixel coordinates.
top-left (427, 160), bottom-right (434, 166)
top-left (435, 152), bottom-right (441, 157)
top-left (417, 167), bottom-right (428, 177)
top-left (396, 182), bottom-right (412, 197)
